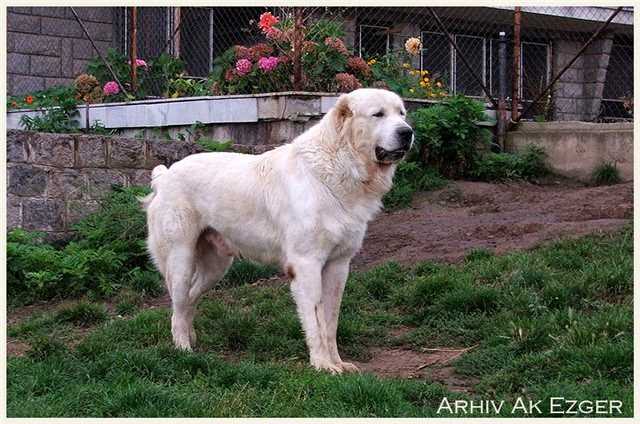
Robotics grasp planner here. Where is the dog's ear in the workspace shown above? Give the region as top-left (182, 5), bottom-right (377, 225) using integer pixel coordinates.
top-left (332, 94), bottom-right (353, 133)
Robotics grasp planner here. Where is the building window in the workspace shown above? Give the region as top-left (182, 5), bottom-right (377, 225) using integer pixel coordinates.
top-left (420, 31), bottom-right (452, 89)
top-left (359, 25), bottom-right (391, 59)
top-left (602, 43), bottom-right (633, 119)
top-left (454, 34), bottom-right (486, 96)
top-left (520, 41), bottom-right (550, 102)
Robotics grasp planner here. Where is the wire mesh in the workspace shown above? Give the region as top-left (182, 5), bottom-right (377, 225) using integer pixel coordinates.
top-left (7, 6), bottom-right (634, 121)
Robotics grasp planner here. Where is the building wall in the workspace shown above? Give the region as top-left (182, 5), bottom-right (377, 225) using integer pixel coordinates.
top-left (7, 7), bottom-right (118, 96)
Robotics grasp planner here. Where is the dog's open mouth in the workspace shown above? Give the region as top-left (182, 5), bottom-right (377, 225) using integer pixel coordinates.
top-left (375, 146), bottom-right (407, 163)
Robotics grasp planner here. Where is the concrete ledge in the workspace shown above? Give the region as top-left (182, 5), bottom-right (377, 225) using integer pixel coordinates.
top-left (7, 91), bottom-right (495, 131)
top-left (506, 121), bottom-right (633, 182)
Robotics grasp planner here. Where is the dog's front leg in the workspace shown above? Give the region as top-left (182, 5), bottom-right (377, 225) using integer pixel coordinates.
top-left (289, 258), bottom-right (341, 374)
top-left (322, 257), bottom-right (359, 373)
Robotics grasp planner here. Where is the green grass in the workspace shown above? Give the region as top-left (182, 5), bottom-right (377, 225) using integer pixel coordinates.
top-left (7, 228), bottom-right (633, 417)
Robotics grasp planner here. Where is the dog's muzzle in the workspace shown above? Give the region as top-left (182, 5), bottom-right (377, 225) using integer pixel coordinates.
top-left (375, 127), bottom-right (414, 163)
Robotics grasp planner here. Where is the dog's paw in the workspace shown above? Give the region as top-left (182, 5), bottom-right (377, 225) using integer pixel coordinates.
top-left (311, 357), bottom-right (344, 375)
top-left (337, 361), bottom-right (360, 373)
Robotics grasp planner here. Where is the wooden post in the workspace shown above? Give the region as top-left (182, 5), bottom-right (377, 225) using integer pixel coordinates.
top-left (129, 7), bottom-right (138, 93)
top-left (511, 7), bottom-right (521, 122)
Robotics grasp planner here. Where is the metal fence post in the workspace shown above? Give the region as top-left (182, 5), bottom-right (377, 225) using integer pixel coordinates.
top-left (497, 31), bottom-right (507, 150)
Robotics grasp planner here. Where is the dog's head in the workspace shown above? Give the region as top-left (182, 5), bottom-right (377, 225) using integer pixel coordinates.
top-left (331, 88), bottom-right (413, 165)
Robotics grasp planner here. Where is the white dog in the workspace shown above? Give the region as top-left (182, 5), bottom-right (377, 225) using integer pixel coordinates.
top-left (142, 88), bottom-right (413, 373)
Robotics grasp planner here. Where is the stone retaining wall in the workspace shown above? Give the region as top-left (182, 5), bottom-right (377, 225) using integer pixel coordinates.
top-left (6, 130), bottom-right (209, 240)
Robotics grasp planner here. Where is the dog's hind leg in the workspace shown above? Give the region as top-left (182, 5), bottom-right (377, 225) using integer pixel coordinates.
top-left (186, 229), bottom-right (234, 346)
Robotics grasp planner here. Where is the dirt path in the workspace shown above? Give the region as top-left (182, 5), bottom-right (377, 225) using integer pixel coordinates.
top-left (352, 180), bottom-right (632, 269)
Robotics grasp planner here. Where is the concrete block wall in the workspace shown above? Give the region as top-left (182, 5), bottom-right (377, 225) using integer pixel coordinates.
top-left (552, 32), bottom-right (614, 121)
top-left (7, 7), bottom-right (118, 96)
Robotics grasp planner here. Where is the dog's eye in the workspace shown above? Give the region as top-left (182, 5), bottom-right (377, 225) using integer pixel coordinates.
top-left (372, 110), bottom-right (385, 118)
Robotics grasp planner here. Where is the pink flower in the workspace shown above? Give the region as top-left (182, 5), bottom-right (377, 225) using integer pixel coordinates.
top-left (258, 56), bottom-right (279, 72)
top-left (130, 59), bottom-right (148, 68)
top-left (103, 81), bottom-right (120, 96)
top-left (264, 26), bottom-right (283, 41)
top-left (235, 58), bottom-right (252, 76)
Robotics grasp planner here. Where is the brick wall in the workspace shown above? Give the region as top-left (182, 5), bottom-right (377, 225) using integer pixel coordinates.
top-left (6, 130), bottom-right (205, 240)
top-left (7, 7), bottom-right (118, 96)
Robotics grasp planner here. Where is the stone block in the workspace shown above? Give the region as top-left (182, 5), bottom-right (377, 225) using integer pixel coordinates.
top-left (7, 53), bottom-right (30, 74)
top-left (8, 7), bottom-right (32, 14)
top-left (7, 195), bottom-right (23, 229)
top-left (76, 135), bottom-right (107, 167)
top-left (66, 200), bottom-right (100, 224)
top-left (8, 74), bottom-right (45, 95)
top-left (28, 133), bottom-right (75, 167)
top-left (22, 198), bottom-right (66, 231)
top-left (10, 33), bottom-right (60, 56)
top-left (67, 7), bottom-right (114, 23)
top-left (41, 16), bottom-right (84, 38)
top-left (72, 38), bottom-right (111, 59)
top-left (85, 168), bottom-right (126, 199)
top-left (31, 55), bottom-right (61, 77)
top-left (61, 38), bottom-right (74, 77)
top-left (32, 7), bottom-right (66, 18)
top-left (73, 59), bottom-right (90, 76)
top-left (128, 169), bottom-right (152, 187)
top-left (48, 169), bottom-right (85, 200)
top-left (85, 21), bottom-right (114, 42)
top-left (7, 130), bottom-right (28, 162)
top-left (8, 12), bottom-right (41, 33)
top-left (45, 77), bottom-right (74, 89)
top-left (8, 163), bottom-right (47, 196)
top-left (109, 137), bottom-right (145, 167)
top-left (146, 139), bottom-right (203, 169)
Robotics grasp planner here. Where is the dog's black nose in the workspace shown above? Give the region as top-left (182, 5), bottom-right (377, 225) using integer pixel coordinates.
top-left (397, 127), bottom-right (414, 149)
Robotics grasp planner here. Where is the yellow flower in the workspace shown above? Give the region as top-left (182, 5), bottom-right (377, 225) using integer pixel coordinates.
top-left (409, 88), bottom-right (415, 93)
top-left (423, 77), bottom-right (430, 83)
top-left (436, 81), bottom-right (443, 88)
top-left (368, 59), bottom-right (377, 65)
top-left (402, 63), bottom-right (411, 69)
top-left (419, 81), bottom-right (427, 87)
top-left (409, 70), bottom-right (417, 76)
top-left (421, 70), bottom-right (427, 75)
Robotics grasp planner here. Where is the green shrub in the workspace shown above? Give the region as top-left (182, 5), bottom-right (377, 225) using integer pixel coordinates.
top-left (26, 334), bottom-right (68, 360)
top-left (383, 161), bottom-right (446, 209)
top-left (469, 145), bottom-right (548, 181)
top-left (592, 162), bottom-right (621, 185)
top-left (7, 186), bottom-right (157, 304)
top-left (196, 138), bottom-right (233, 152)
top-left (409, 95), bottom-right (492, 178)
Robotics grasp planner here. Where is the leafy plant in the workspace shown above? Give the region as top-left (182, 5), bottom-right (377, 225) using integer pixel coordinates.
top-left (384, 162), bottom-right (446, 209)
top-left (592, 162), bottom-right (621, 186)
top-left (18, 87), bottom-right (80, 133)
top-left (469, 145), bottom-right (549, 182)
top-left (409, 96), bottom-right (493, 178)
top-left (196, 138), bottom-right (233, 152)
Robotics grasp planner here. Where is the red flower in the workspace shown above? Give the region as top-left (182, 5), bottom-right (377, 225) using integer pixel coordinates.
top-left (258, 12), bottom-right (279, 31)
top-left (25, 95), bottom-right (34, 105)
top-left (335, 73), bottom-right (362, 92)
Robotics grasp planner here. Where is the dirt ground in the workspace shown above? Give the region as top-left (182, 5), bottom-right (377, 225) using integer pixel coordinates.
top-left (353, 179), bottom-right (632, 269)
top-left (8, 180), bottom-right (633, 389)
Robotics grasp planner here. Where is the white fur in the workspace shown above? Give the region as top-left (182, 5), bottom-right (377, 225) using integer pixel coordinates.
top-left (144, 88), bottom-right (412, 373)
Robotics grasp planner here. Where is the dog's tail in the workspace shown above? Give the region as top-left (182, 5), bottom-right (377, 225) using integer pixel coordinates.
top-left (139, 165), bottom-right (168, 210)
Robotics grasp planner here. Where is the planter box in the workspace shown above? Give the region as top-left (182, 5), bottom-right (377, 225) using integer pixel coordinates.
top-left (7, 91), bottom-right (495, 131)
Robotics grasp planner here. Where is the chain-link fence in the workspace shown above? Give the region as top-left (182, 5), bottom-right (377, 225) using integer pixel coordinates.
top-left (7, 6), bottom-right (633, 122)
